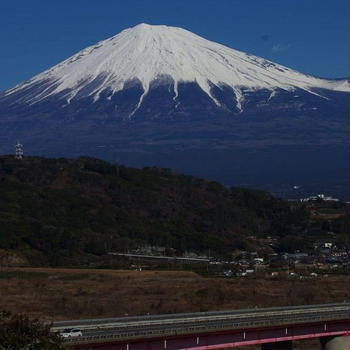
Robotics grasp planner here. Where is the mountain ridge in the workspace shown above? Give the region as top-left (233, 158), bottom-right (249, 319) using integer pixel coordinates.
top-left (0, 24), bottom-right (348, 200)
top-left (3, 23), bottom-right (349, 116)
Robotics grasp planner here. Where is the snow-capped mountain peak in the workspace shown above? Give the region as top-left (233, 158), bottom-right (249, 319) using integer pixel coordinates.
top-left (5, 23), bottom-right (350, 113)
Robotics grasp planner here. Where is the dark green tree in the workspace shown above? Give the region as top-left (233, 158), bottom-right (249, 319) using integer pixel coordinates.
top-left (0, 310), bottom-right (64, 350)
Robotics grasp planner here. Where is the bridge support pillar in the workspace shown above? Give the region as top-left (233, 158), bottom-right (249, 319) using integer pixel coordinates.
top-left (261, 341), bottom-right (293, 350)
top-left (320, 335), bottom-right (350, 350)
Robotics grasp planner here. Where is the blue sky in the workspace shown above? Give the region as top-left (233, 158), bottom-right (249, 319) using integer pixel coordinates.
top-left (0, 0), bottom-right (349, 91)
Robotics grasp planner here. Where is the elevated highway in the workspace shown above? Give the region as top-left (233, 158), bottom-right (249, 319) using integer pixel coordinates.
top-left (51, 303), bottom-right (350, 349)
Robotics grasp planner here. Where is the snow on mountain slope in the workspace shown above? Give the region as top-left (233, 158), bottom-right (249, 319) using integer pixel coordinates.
top-left (5, 23), bottom-right (350, 112)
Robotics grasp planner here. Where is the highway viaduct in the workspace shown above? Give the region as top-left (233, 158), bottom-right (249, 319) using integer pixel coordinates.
top-left (52, 303), bottom-right (350, 350)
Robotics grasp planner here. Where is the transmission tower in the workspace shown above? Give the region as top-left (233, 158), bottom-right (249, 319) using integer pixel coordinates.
top-left (15, 142), bottom-right (23, 160)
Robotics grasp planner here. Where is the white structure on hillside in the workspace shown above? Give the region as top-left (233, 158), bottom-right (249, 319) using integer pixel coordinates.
top-left (300, 193), bottom-right (339, 202)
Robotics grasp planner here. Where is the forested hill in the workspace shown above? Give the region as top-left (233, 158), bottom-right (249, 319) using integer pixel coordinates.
top-left (0, 156), bottom-right (309, 265)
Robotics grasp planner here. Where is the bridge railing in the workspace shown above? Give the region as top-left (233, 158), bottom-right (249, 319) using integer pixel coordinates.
top-left (53, 304), bottom-right (350, 332)
top-left (51, 302), bottom-right (348, 329)
top-left (62, 307), bottom-right (350, 345)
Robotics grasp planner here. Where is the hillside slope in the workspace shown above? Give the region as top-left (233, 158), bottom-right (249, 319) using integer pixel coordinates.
top-left (0, 156), bottom-right (313, 265)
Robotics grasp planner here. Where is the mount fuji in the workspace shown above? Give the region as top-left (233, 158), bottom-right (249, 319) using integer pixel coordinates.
top-left (0, 24), bottom-right (349, 198)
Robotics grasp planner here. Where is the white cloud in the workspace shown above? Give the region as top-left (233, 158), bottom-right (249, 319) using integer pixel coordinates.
top-left (271, 43), bottom-right (291, 53)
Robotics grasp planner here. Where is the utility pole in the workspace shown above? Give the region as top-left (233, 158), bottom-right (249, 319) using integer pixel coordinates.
top-left (15, 142), bottom-right (23, 160)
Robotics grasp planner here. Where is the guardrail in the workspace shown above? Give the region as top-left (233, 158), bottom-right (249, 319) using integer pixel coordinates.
top-left (51, 302), bottom-right (348, 329)
top-left (56, 303), bottom-right (350, 345)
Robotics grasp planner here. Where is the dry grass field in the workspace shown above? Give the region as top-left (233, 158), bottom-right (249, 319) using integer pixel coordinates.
top-left (1, 267), bottom-right (347, 350)
top-left (0, 267), bottom-right (348, 321)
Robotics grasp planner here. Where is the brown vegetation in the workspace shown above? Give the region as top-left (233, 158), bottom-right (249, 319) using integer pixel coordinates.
top-left (0, 267), bottom-right (348, 322)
